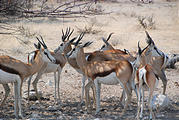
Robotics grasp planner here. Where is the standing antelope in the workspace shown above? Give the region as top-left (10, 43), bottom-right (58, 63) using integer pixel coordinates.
top-left (66, 33), bottom-right (135, 115)
top-left (119, 31), bottom-right (169, 105)
top-left (134, 42), bottom-right (159, 119)
top-left (27, 28), bottom-right (75, 103)
top-left (0, 37), bottom-right (56, 118)
top-left (58, 31), bottom-right (137, 106)
top-left (144, 31), bottom-right (169, 95)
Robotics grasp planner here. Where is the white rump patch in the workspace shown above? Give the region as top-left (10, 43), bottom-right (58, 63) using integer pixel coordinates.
top-left (139, 67), bottom-right (147, 83)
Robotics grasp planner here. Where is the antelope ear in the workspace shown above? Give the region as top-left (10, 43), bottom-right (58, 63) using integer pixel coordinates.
top-left (34, 43), bottom-right (41, 50)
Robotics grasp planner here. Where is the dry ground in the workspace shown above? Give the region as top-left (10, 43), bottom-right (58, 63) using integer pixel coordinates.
top-left (0, 0), bottom-right (179, 119)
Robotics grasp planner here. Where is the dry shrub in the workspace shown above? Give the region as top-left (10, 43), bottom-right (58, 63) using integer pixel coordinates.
top-left (138, 15), bottom-right (155, 29)
top-left (76, 18), bottom-right (102, 34)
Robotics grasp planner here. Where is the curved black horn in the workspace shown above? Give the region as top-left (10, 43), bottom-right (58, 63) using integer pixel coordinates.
top-left (102, 37), bottom-right (109, 46)
top-left (62, 29), bottom-right (65, 42)
top-left (138, 41), bottom-right (142, 55)
top-left (106, 33), bottom-right (114, 42)
top-left (67, 28), bottom-right (74, 40)
top-left (62, 27), bottom-right (74, 42)
top-left (75, 32), bottom-right (85, 46)
top-left (40, 35), bottom-right (47, 49)
top-left (36, 37), bottom-right (44, 47)
top-left (83, 41), bottom-right (93, 48)
top-left (145, 31), bottom-right (154, 45)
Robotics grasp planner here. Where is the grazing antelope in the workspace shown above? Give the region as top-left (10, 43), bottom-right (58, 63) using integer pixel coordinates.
top-left (27, 28), bottom-right (75, 103)
top-left (0, 37), bottom-right (56, 118)
top-left (134, 42), bottom-right (159, 120)
top-left (66, 33), bottom-right (135, 115)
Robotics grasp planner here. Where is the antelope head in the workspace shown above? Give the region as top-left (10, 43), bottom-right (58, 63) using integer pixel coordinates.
top-left (35, 36), bottom-right (56, 63)
top-left (134, 41), bottom-right (154, 69)
top-left (66, 32), bottom-right (92, 59)
top-left (54, 27), bottom-right (76, 54)
top-left (145, 31), bottom-right (164, 57)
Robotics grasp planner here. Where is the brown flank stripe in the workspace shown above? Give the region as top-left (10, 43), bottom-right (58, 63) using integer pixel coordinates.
top-left (93, 69), bottom-right (115, 78)
top-left (0, 64), bottom-right (20, 75)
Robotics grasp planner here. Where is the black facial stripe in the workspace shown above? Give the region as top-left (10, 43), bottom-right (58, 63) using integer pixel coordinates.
top-left (44, 52), bottom-right (54, 62)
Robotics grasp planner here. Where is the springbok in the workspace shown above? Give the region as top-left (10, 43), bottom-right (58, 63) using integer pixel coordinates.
top-left (134, 42), bottom-right (159, 120)
top-left (58, 31), bottom-right (135, 105)
top-left (0, 37), bottom-right (56, 118)
top-left (144, 31), bottom-right (169, 95)
top-left (116, 31), bottom-right (169, 104)
top-left (66, 33), bottom-right (135, 115)
top-left (57, 31), bottom-right (137, 106)
top-left (27, 28), bottom-right (76, 103)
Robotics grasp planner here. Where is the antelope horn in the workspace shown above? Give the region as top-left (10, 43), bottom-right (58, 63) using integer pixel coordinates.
top-left (83, 41), bottom-right (93, 48)
top-left (40, 35), bottom-right (47, 49)
top-left (138, 41), bottom-right (142, 55)
top-left (145, 31), bottom-right (154, 45)
top-left (75, 32), bottom-right (85, 46)
top-left (67, 28), bottom-right (74, 40)
top-left (106, 33), bottom-right (114, 42)
top-left (36, 36), bottom-right (46, 49)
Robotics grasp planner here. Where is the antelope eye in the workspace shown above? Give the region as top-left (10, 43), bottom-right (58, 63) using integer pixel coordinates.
top-left (60, 43), bottom-right (63, 46)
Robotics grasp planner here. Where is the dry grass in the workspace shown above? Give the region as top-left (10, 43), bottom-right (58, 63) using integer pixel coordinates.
top-left (137, 15), bottom-right (156, 29)
top-left (76, 18), bottom-right (102, 34)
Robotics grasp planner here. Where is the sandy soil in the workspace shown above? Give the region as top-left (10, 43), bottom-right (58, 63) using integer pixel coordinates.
top-left (0, 0), bottom-right (179, 119)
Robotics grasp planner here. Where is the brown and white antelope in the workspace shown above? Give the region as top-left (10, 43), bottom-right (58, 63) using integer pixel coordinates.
top-left (0, 37), bottom-right (56, 118)
top-left (57, 31), bottom-right (137, 106)
top-left (66, 33), bottom-right (135, 115)
top-left (27, 28), bottom-right (76, 103)
top-left (134, 42), bottom-right (159, 120)
top-left (58, 31), bottom-right (135, 105)
top-left (119, 31), bottom-right (169, 105)
top-left (144, 31), bottom-right (169, 95)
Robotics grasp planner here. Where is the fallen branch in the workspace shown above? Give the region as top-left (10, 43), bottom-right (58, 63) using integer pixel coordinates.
top-left (0, 0), bottom-right (102, 19)
top-left (166, 54), bottom-right (179, 69)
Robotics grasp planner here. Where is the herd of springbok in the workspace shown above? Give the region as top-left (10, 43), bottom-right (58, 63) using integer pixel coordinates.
top-left (0, 28), bottom-right (170, 119)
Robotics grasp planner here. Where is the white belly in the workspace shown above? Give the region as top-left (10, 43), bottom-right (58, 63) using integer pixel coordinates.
top-left (96, 72), bottom-right (119, 85)
top-left (45, 63), bottom-right (59, 73)
top-left (0, 70), bottom-right (20, 84)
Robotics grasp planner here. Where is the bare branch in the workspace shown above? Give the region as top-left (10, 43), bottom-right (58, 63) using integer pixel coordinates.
top-left (166, 54), bottom-right (179, 69)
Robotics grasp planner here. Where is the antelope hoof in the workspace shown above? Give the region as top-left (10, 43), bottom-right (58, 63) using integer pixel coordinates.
top-left (87, 108), bottom-right (92, 114)
top-left (135, 115), bottom-right (141, 120)
top-left (20, 114), bottom-right (25, 119)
